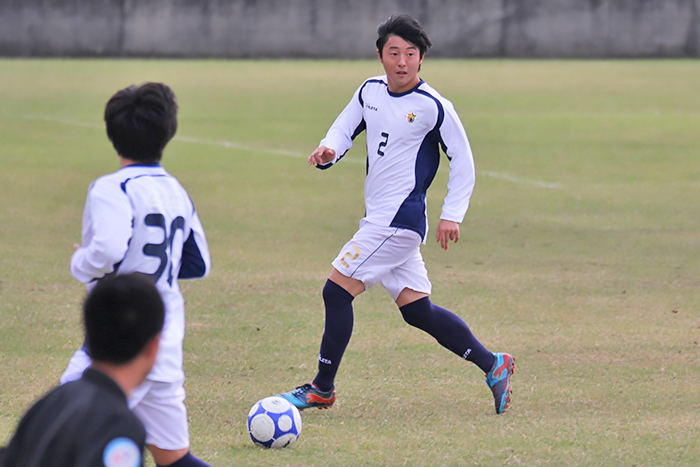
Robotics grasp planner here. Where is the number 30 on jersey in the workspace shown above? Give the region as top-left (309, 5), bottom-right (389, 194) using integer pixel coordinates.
top-left (142, 213), bottom-right (185, 286)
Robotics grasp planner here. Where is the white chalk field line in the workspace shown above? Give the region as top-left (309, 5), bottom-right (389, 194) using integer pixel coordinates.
top-left (21, 114), bottom-right (562, 189)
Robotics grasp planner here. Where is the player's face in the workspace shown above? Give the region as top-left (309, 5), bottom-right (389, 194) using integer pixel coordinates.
top-left (378, 35), bottom-right (424, 94)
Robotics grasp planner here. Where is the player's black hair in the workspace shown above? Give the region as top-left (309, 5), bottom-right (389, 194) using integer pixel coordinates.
top-left (376, 14), bottom-right (432, 59)
top-left (104, 82), bottom-right (178, 163)
top-left (83, 273), bottom-right (165, 364)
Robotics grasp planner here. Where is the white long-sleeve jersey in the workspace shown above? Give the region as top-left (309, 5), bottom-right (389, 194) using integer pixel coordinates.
top-left (71, 163), bottom-right (211, 382)
top-left (319, 76), bottom-right (476, 241)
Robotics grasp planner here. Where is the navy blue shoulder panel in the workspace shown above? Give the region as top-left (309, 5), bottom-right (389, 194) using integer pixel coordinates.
top-left (414, 88), bottom-right (445, 132)
top-left (358, 79), bottom-right (387, 107)
top-left (120, 173), bottom-right (169, 193)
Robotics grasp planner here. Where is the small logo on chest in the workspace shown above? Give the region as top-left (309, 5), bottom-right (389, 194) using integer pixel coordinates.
top-left (406, 112), bottom-right (417, 123)
top-left (366, 103), bottom-right (379, 111)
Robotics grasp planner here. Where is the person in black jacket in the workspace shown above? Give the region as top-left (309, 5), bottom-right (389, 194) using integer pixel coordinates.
top-left (0, 273), bottom-right (164, 467)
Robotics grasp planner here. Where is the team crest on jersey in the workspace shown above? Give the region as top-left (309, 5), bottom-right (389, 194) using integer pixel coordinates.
top-left (406, 112), bottom-right (417, 124)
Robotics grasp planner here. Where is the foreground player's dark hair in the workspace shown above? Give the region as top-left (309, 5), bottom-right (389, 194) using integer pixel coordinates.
top-left (376, 14), bottom-right (433, 58)
top-left (104, 82), bottom-right (178, 163)
top-left (84, 274), bottom-right (165, 364)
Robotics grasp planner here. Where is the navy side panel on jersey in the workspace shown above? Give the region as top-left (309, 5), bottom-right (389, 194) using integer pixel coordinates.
top-left (179, 231), bottom-right (207, 279)
top-left (390, 90), bottom-right (446, 239)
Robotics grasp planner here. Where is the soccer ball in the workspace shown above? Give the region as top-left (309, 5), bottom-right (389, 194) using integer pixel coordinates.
top-left (247, 396), bottom-right (302, 449)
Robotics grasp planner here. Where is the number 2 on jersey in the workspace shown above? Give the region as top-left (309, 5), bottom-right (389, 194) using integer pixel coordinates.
top-left (143, 213), bottom-right (185, 286)
top-left (377, 132), bottom-right (389, 156)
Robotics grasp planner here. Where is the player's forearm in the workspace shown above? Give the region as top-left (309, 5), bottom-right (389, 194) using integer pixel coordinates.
top-left (442, 185), bottom-right (473, 221)
top-left (319, 129), bottom-right (352, 166)
top-left (70, 243), bottom-right (128, 283)
top-left (440, 110), bottom-right (475, 222)
top-left (441, 153), bottom-right (475, 222)
top-left (74, 183), bottom-right (134, 283)
top-left (441, 183), bottom-right (473, 223)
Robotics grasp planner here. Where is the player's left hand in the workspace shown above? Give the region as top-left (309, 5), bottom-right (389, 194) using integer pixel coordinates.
top-left (436, 219), bottom-right (460, 251)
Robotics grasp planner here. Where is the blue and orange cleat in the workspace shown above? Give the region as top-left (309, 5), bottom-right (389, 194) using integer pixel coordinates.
top-left (485, 352), bottom-right (515, 414)
top-left (277, 383), bottom-right (336, 411)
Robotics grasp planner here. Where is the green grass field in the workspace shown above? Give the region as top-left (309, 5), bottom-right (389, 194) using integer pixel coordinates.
top-left (1, 58), bottom-right (698, 466)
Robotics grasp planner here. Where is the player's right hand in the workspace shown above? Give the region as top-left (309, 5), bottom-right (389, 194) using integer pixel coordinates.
top-left (308, 146), bottom-right (336, 166)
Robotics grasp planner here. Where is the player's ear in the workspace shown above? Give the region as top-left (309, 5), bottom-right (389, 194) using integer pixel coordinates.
top-left (143, 334), bottom-right (160, 361)
top-left (377, 49), bottom-right (383, 63)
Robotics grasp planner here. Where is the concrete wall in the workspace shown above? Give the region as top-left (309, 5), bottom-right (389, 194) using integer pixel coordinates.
top-left (0, 0), bottom-right (698, 58)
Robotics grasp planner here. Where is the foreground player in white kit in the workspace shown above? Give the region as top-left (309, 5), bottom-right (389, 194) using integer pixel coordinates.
top-left (278, 14), bottom-right (515, 414)
top-left (61, 83), bottom-right (212, 466)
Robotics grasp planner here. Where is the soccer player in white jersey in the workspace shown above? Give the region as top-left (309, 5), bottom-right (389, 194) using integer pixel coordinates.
top-left (60, 83), bottom-right (212, 467)
top-left (278, 14), bottom-right (515, 415)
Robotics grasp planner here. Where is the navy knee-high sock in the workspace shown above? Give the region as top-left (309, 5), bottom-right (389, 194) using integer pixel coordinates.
top-left (399, 297), bottom-right (495, 373)
top-left (156, 451), bottom-right (210, 467)
top-left (312, 279), bottom-right (355, 392)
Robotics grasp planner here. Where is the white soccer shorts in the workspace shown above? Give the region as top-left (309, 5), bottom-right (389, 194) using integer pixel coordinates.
top-left (61, 349), bottom-right (191, 450)
top-left (331, 219), bottom-right (432, 301)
